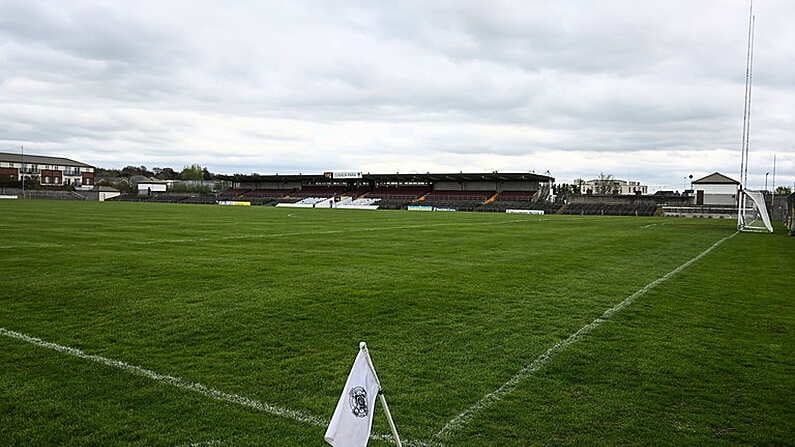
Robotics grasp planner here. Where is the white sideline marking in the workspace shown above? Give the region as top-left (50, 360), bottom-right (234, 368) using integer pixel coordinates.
top-left (433, 231), bottom-right (738, 440)
top-left (0, 327), bottom-right (432, 447)
top-left (0, 328), bottom-right (326, 425)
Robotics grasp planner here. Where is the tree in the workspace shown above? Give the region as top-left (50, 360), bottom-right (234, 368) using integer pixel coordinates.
top-left (155, 167), bottom-right (179, 180)
top-left (120, 165), bottom-right (152, 177)
top-left (180, 164), bottom-right (204, 180)
top-left (95, 167), bottom-right (121, 177)
top-left (572, 178), bottom-right (585, 194)
top-left (774, 185), bottom-right (792, 196)
top-left (97, 179), bottom-right (130, 193)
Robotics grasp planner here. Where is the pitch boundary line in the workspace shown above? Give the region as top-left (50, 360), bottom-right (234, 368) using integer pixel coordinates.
top-left (0, 328), bottom-right (328, 426)
top-left (0, 327), bottom-right (431, 446)
top-left (433, 231), bottom-right (739, 440)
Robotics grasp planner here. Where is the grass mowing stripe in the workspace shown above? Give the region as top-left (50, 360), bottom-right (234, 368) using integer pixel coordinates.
top-left (433, 231), bottom-right (739, 441)
top-left (0, 217), bottom-right (541, 249)
top-left (0, 327), bottom-right (431, 447)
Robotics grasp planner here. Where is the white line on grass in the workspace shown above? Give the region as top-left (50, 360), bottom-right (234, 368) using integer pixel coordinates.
top-left (433, 231), bottom-right (739, 441)
top-left (0, 328), bottom-right (327, 426)
top-left (0, 327), bottom-right (431, 447)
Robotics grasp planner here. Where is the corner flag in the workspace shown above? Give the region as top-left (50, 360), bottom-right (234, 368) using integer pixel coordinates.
top-left (324, 342), bottom-right (402, 447)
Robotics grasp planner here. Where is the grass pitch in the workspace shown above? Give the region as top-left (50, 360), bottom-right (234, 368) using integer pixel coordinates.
top-left (1, 201), bottom-right (792, 446)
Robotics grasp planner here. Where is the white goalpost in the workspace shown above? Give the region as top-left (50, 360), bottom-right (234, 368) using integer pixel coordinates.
top-left (737, 189), bottom-right (773, 233)
top-left (736, 2), bottom-right (772, 234)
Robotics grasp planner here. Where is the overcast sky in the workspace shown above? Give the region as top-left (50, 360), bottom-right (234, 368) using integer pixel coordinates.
top-left (1, 0), bottom-right (793, 190)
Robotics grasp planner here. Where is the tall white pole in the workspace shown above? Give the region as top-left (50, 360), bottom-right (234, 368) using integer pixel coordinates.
top-left (359, 342), bottom-right (403, 447)
top-left (739, 0), bottom-right (753, 191)
top-left (21, 144), bottom-right (25, 198)
top-left (738, 1), bottom-right (754, 229)
top-left (744, 15), bottom-right (756, 190)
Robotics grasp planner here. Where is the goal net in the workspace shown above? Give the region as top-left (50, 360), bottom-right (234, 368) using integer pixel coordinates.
top-left (737, 189), bottom-right (773, 233)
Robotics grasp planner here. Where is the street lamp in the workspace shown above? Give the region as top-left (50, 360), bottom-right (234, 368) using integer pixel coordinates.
top-left (764, 172), bottom-right (769, 192)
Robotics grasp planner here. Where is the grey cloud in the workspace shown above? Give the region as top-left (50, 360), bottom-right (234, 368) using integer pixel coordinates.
top-left (0, 0), bottom-right (792, 188)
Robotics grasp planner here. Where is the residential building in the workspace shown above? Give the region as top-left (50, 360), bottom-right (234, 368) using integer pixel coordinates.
top-left (580, 179), bottom-right (648, 195)
top-left (0, 152), bottom-right (95, 188)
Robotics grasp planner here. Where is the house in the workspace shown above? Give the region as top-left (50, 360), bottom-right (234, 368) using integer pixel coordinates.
top-left (0, 152), bottom-right (95, 189)
top-left (691, 172), bottom-right (740, 206)
top-left (580, 178), bottom-right (648, 195)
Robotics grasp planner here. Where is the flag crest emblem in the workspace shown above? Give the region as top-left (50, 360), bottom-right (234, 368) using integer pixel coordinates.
top-left (349, 386), bottom-right (368, 417)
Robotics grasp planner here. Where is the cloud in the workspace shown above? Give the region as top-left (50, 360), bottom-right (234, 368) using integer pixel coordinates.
top-left (0, 0), bottom-right (793, 190)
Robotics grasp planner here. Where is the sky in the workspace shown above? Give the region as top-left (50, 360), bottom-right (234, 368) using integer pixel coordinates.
top-left (1, 0), bottom-right (793, 191)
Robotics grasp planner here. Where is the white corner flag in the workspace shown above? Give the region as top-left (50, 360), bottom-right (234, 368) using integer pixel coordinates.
top-left (325, 342), bottom-right (402, 447)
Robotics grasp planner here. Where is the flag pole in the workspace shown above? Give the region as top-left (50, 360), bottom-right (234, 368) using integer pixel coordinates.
top-left (359, 342), bottom-right (403, 447)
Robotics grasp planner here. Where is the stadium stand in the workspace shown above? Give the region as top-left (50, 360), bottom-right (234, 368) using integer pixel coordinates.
top-left (497, 190), bottom-right (537, 201)
top-left (117, 172), bottom-right (566, 212)
top-left (367, 186), bottom-right (431, 200)
top-left (277, 197), bottom-right (332, 208)
top-left (335, 197), bottom-right (381, 210)
top-left (423, 190), bottom-right (495, 201)
top-left (289, 186), bottom-right (348, 198)
top-left (217, 188), bottom-right (250, 199)
top-left (240, 189), bottom-right (295, 198)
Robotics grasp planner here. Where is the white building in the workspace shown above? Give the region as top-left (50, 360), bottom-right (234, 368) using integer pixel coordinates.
top-left (580, 178), bottom-right (648, 195)
top-left (691, 172), bottom-right (739, 206)
top-left (0, 152), bottom-right (95, 188)
top-left (137, 180), bottom-right (168, 195)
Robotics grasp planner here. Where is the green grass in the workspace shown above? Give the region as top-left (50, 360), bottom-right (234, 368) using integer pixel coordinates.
top-left (0, 201), bottom-right (792, 446)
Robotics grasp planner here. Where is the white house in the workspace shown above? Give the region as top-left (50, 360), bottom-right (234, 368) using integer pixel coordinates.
top-left (691, 172), bottom-right (740, 206)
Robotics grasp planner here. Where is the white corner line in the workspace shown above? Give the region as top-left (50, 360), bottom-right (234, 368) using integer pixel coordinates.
top-left (0, 327), bottom-right (328, 426)
top-left (0, 327), bottom-right (434, 446)
top-left (433, 231), bottom-right (739, 440)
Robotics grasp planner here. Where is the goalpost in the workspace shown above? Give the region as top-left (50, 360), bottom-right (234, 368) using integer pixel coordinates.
top-left (737, 189), bottom-right (773, 233)
top-left (736, 3), bottom-right (772, 234)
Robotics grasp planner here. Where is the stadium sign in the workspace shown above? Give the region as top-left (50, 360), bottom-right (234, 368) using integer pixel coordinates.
top-left (506, 209), bottom-right (544, 215)
top-left (325, 171), bottom-right (362, 179)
